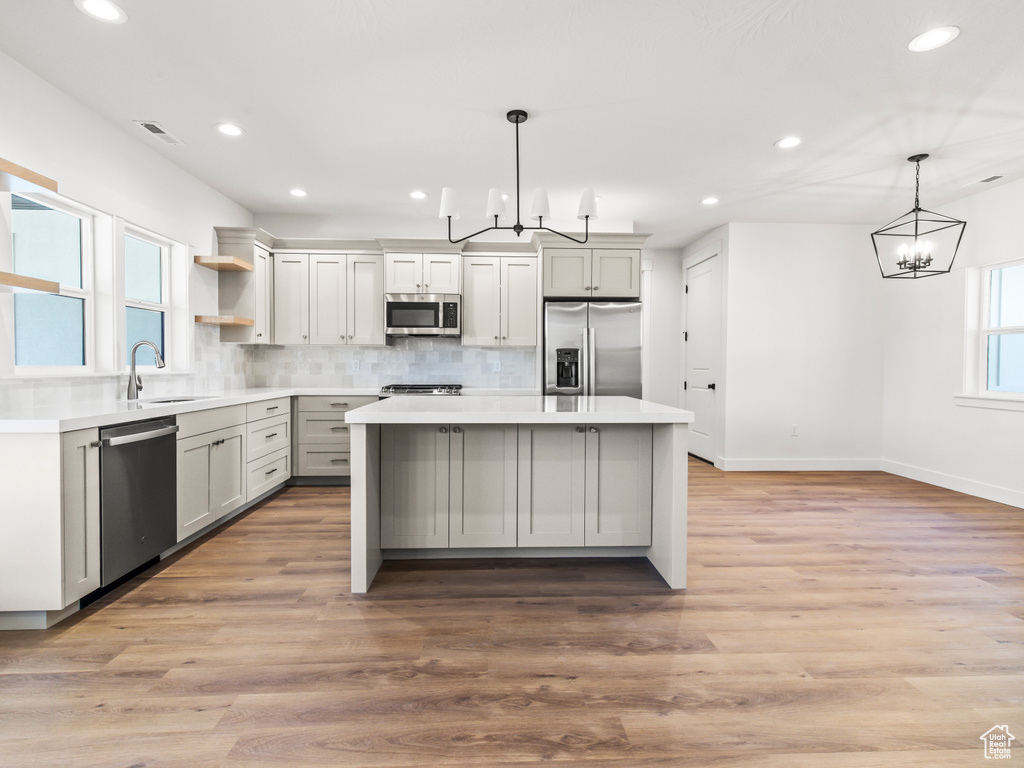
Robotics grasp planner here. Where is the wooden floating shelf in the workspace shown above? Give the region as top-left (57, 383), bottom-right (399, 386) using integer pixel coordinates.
top-left (194, 315), bottom-right (255, 327)
top-left (193, 255), bottom-right (254, 272)
top-left (0, 156), bottom-right (58, 193)
top-left (0, 270), bottom-right (61, 294)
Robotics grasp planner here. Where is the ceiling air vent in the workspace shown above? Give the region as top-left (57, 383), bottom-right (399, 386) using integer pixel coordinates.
top-left (980, 175), bottom-right (1003, 183)
top-left (133, 120), bottom-right (185, 145)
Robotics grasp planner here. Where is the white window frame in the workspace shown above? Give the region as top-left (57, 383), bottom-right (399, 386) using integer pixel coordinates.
top-left (1, 191), bottom-right (190, 379)
top-left (2, 191), bottom-right (98, 377)
top-left (122, 224), bottom-right (171, 370)
top-left (957, 257), bottom-right (1024, 411)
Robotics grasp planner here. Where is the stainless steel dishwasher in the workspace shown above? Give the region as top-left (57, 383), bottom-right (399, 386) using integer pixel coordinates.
top-left (99, 416), bottom-right (178, 586)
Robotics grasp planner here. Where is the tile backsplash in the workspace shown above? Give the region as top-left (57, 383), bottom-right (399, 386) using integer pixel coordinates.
top-left (0, 327), bottom-right (537, 411)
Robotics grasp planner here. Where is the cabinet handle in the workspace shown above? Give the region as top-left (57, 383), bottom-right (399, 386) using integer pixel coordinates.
top-left (266, 406), bottom-right (278, 411)
top-left (265, 433), bottom-right (278, 439)
top-left (265, 468), bottom-right (277, 476)
top-left (417, 283), bottom-right (421, 288)
top-left (453, 426), bottom-right (462, 433)
top-left (593, 286), bottom-right (599, 290)
top-left (439, 427), bottom-right (448, 434)
top-left (584, 286), bottom-right (590, 290)
top-left (502, 336), bottom-right (507, 340)
top-left (348, 335), bottom-right (353, 339)
top-left (330, 458), bottom-right (346, 463)
top-left (576, 427), bottom-right (584, 433)
top-left (256, 333), bottom-right (262, 338)
top-left (330, 426), bottom-right (347, 431)
top-left (302, 335), bottom-right (307, 339)
top-left (330, 402), bottom-right (348, 407)
top-left (494, 336), bottom-right (498, 340)
top-left (212, 439), bottom-right (225, 446)
top-left (590, 427), bottom-right (599, 433)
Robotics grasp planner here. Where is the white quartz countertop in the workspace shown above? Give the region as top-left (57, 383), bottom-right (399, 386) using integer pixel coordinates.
top-left (345, 395), bottom-right (694, 424)
top-left (0, 387), bottom-right (547, 433)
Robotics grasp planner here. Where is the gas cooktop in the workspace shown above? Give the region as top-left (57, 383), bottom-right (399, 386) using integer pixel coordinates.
top-left (379, 384), bottom-right (463, 396)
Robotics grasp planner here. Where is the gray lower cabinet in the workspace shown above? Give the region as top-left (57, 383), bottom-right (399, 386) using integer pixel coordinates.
top-left (380, 424), bottom-right (450, 548)
top-left (584, 424), bottom-right (653, 546)
top-left (517, 424), bottom-right (587, 547)
top-left (176, 424), bottom-right (246, 541)
top-left (295, 395), bottom-right (377, 476)
top-left (380, 422), bottom-right (652, 550)
top-left (450, 424), bottom-right (518, 548)
top-left (61, 428), bottom-right (101, 605)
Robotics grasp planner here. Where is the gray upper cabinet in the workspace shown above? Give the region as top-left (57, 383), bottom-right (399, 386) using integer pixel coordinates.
top-left (543, 248), bottom-right (641, 299)
top-left (385, 252), bottom-right (460, 294)
top-left (462, 255), bottom-right (538, 347)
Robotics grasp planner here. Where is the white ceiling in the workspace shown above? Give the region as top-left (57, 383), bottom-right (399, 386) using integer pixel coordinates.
top-left (2, 0), bottom-right (1024, 248)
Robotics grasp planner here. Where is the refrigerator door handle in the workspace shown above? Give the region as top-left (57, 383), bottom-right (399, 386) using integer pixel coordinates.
top-left (580, 327), bottom-right (589, 395)
top-left (588, 327), bottom-right (597, 396)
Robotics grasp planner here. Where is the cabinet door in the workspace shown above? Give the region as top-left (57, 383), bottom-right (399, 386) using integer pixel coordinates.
top-left (210, 425), bottom-right (246, 520)
top-left (348, 253), bottom-right (385, 345)
top-left (450, 424), bottom-right (517, 548)
top-left (177, 433), bottom-right (214, 540)
top-left (501, 257), bottom-right (538, 346)
top-left (385, 252), bottom-right (423, 293)
top-left (62, 428), bottom-right (100, 604)
top-left (461, 256), bottom-right (501, 346)
top-left (309, 254), bottom-right (347, 344)
top-left (584, 424), bottom-right (652, 546)
top-left (592, 249), bottom-right (641, 299)
top-left (517, 424), bottom-right (586, 547)
top-left (423, 254), bottom-right (461, 294)
top-left (273, 254), bottom-right (309, 344)
top-left (543, 248), bottom-right (592, 297)
top-left (253, 245), bottom-right (271, 344)
top-left (380, 424), bottom-right (449, 548)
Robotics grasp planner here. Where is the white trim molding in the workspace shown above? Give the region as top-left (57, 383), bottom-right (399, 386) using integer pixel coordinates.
top-left (881, 459), bottom-right (1024, 510)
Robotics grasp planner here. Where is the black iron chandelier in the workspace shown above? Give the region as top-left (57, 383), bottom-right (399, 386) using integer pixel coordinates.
top-left (871, 153), bottom-right (966, 279)
top-left (439, 109), bottom-right (595, 244)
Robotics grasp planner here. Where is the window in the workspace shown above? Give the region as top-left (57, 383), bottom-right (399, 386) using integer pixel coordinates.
top-left (10, 194), bottom-right (92, 368)
top-left (124, 231), bottom-right (168, 366)
top-left (985, 260), bottom-right (1024, 393)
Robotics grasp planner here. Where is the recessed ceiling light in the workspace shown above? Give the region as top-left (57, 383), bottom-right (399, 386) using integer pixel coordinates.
top-left (290, 189), bottom-right (308, 198)
top-left (774, 136), bottom-right (802, 149)
top-left (908, 26), bottom-right (960, 52)
top-left (216, 123), bottom-right (244, 137)
top-left (74, 0), bottom-right (128, 23)
top-left (410, 191), bottom-right (428, 200)
top-left (700, 197), bottom-right (719, 206)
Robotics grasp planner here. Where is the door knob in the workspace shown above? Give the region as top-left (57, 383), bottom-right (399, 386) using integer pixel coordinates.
top-left (589, 427), bottom-right (599, 433)
top-left (439, 427), bottom-right (448, 434)
top-left (708, 383), bottom-right (716, 390)
top-left (576, 426), bottom-right (584, 433)
top-left (453, 426), bottom-right (462, 433)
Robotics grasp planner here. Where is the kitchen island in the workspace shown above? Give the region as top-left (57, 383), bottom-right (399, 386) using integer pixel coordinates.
top-left (345, 395), bottom-right (694, 592)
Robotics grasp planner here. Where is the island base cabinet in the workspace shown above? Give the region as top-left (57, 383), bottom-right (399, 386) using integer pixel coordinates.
top-left (380, 425), bottom-right (450, 548)
top-left (176, 425), bottom-right (246, 541)
top-left (450, 425), bottom-right (518, 548)
top-left (517, 425), bottom-right (587, 547)
top-left (585, 425), bottom-right (653, 546)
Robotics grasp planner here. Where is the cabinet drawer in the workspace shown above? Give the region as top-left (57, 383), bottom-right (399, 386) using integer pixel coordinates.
top-left (246, 414), bottom-right (291, 461)
top-left (298, 395), bottom-right (377, 413)
top-left (298, 413), bottom-right (352, 444)
top-left (177, 405), bottom-right (246, 440)
top-left (247, 446), bottom-right (291, 501)
top-left (246, 397), bottom-right (290, 422)
top-left (296, 446), bottom-right (350, 476)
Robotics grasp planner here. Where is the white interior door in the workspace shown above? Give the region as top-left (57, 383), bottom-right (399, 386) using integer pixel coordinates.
top-left (684, 255), bottom-right (721, 463)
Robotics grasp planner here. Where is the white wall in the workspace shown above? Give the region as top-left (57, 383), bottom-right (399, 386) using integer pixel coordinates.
top-left (0, 50), bottom-right (253, 408)
top-left (881, 177), bottom-right (1024, 508)
top-left (711, 223), bottom-right (885, 469)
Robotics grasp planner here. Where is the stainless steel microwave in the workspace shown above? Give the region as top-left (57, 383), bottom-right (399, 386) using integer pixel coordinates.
top-left (384, 293), bottom-right (461, 336)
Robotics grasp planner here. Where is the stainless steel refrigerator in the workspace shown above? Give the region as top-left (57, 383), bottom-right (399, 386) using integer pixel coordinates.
top-left (544, 301), bottom-right (642, 397)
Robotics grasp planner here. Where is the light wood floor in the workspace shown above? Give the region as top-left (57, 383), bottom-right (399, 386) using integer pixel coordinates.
top-left (1, 459), bottom-right (1022, 767)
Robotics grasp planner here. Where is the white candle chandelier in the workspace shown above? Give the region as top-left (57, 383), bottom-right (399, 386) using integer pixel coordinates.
top-left (439, 109), bottom-right (596, 244)
top-left (871, 153), bottom-right (966, 279)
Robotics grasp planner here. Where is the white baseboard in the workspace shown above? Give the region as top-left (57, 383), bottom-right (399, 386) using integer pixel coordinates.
top-left (718, 458), bottom-right (883, 471)
top-left (880, 460), bottom-right (1024, 510)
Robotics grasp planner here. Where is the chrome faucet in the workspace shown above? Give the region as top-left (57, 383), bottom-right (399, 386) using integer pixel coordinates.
top-left (127, 340), bottom-right (166, 400)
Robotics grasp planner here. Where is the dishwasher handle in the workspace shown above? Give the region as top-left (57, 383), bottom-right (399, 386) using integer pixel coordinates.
top-left (103, 424), bottom-right (179, 447)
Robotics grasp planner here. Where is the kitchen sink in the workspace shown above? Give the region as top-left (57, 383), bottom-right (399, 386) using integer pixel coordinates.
top-left (138, 396), bottom-right (219, 405)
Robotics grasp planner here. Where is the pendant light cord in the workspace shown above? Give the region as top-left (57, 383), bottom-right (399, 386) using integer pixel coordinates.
top-left (914, 159), bottom-right (921, 210)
